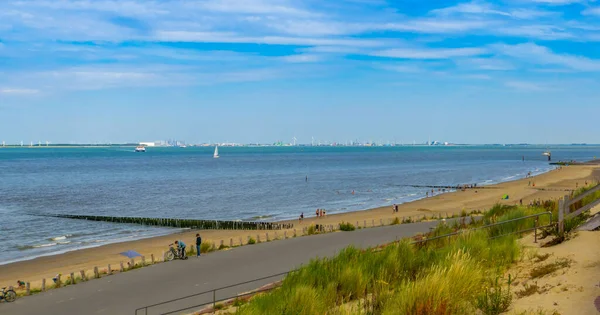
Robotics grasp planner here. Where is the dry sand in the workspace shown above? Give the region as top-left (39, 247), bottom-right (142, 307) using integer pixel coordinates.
top-left (1, 165), bottom-right (598, 290)
top-left (509, 228), bottom-right (600, 315)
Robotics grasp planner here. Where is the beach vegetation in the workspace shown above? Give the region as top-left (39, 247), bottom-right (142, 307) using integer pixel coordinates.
top-left (516, 283), bottom-right (540, 298)
top-left (247, 237), bottom-right (256, 245)
top-left (307, 225), bottom-right (316, 235)
top-left (200, 242), bottom-right (213, 253)
top-left (473, 274), bottom-right (513, 315)
top-left (236, 204), bottom-right (532, 315)
top-left (530, 258), bottom-right (571, 279)
top-left (218, 244), bottom-right (229, 250)
top-left (339, 222), bottom-right (355, 231)
top-left (391, 217), bottom-right (400, 225)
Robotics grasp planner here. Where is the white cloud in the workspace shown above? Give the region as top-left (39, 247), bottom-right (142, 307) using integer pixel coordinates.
top-left (582, 7), bottom-right (600, 15)
top-left (457, 58), bottom-right (515, 71)
top-left (280, 54), bottom-right (322, 63)
top-left (0, 88), bottom-right (39, 94)
top-left (505, 80), bottom-right (546, 91)
top-left (495, 25), bottom-right (573, 40)
top-left (371, 47), bottom-right (487, 59)
top-left (495, 42), bottom-right (600, 71)
top-left (528, 0), bottom-right (585, 5)
top-left (154, 31), bottom-right (386, 47)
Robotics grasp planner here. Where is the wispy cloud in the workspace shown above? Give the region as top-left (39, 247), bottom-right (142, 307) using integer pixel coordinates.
top-left (0, 88), bottom-right (39, 94)
top-left (495, 42), bottom-right (600, 71)
top-left (371, 47), bottom-right (487, 59)
top-left (280, 54), bottom-right (323, 63)
top-left (504, 80), bottom-right (546, 91)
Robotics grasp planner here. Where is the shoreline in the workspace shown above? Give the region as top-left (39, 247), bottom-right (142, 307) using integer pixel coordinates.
top-left (1, 164), bottom-right (598, 288)
top-left (2, 164), bottom-right (555, 266)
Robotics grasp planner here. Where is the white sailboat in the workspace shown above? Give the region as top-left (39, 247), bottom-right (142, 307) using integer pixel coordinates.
top-left (213, 145), bottom-right (220, 158)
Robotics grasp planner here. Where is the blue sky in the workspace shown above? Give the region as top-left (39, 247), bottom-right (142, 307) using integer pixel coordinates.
top-left (1, 0), bottom-right (599, 144)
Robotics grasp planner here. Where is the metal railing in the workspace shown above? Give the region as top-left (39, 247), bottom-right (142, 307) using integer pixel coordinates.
top-left (135, 212), bottom-right (554, 315)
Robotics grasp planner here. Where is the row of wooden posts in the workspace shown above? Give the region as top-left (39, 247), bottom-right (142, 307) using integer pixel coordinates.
top-left (35, 214), bottom-right (294, 230)
top-left (14, 217), bottom-right (429, 295)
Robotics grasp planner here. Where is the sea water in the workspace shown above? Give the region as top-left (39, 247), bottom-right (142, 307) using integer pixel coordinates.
top-left (0, 145), bottom-right (597, 264)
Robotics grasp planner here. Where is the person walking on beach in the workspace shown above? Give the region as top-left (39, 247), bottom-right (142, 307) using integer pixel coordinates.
top-left (195, 234), bottom-right (202, 257)
top-left (299, 212), bottom-right (304, 222)
top-left (392, 204), bottom-right (396, 213)
top-left (316, 208), bottom-right (320, 217)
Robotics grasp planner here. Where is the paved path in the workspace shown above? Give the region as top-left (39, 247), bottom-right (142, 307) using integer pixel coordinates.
top-left (0, 221), bottom-right (441, 315)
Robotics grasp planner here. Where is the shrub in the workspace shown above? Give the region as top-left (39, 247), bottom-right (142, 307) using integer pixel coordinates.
top-left (391, 217), bottom-right (400, 225)
top-left (474, 274), bottom-right (513, 315)
top-left (339, 222), bottom-right (356, 231)
top-left (307, 225), bottom-right (316, 235)
top-left (200, 242), bottom-right (212, 253)
top-left (247, 237), bottom-right (256, 245)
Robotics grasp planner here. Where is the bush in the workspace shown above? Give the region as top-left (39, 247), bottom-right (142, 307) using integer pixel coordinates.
top-left (247, 237), bottom-right (256, 245)
top-left (200, 242), bottom-right (212, 253)
top-left (307, 225), bottom-right (316, 235)
top-left (391, 217), bottom-right (400, 225)
top-left (474, 274), bottom-right (512, 315)
top-left (339, 222), bottom-right (356, 231)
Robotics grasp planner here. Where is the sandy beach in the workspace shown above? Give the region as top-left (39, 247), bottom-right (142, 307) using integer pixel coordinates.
top-left (1, 164), bottom-right (598, 290)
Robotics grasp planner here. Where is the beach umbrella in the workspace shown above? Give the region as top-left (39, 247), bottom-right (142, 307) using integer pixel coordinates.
top-left (119, 250), bottom-right (142, 258)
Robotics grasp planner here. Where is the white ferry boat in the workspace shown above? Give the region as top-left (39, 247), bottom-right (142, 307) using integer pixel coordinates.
top-left (135, 146), bottom-right (146, 152)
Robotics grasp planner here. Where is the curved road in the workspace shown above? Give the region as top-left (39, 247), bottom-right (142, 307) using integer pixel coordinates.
top-left (0, 221), bottom-right (442, 315)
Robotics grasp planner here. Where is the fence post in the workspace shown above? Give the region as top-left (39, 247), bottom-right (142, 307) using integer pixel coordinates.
top-left (534, 219), bottom-right (538, 243)
top-left (119, 262), bottom-right (124, 272)
top-left (247, 235), bottom-right (251, 244)
top-left (239, 236), bottom-right (243, 246)
top-left (230, 238), bottom-right (233, 247)
top-left (284, 231), bottom-right (287, 239)
top-left (266, 232), bottom-right (270, 241)
top-left (70, 272), bottom-right (75, 284)
top-left (41, 278), bottom-right (46, 292)
top-left (220, 240), bottom-right (225, 248)
top-left (80, 270), bottom-right (86, 281)
top-left (108, 264), bottom-right (112, 275)
top-left (256, 234), bottom-right (260, 243)
top-left (151, 254), bottom-right (155, 264)
top-left (56, 274), bottom-right (61, 287)
top-left (130, 258), bottom-right (135, 268)
top-left (94, 266), bottom-right (99, 278)
top-left (26, 282), bottom-right (30, 295)
top-left (558, 198), bottom-right (565, 236)
top-left (142, 256), bottom-right (146, 266)
top-left (356, 221), bottom-right (359, 228)
top-left (275, 231), bottom-right (279, 239)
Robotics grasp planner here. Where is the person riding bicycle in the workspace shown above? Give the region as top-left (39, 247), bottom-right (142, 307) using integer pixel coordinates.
top-left (174, 240), bottom-right (186, 258)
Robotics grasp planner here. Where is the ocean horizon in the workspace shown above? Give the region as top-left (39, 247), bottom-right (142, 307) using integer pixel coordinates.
top-left (1, 145), bottom-right (597, 265)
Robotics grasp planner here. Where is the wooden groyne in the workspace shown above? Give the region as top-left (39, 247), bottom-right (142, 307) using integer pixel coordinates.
top-left (34, 214), bottom-right (293, 230)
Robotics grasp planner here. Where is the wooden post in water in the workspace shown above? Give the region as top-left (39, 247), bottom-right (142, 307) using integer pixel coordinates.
top-left (26, 282), bottom-right (30, 295)
top-left (41, 279), bottom-right (46, 292)
top-left (70, 272), bottom-right (75, 284)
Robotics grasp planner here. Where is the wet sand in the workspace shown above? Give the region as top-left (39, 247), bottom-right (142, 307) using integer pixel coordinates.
top-left (1, 165), bottom-right (598, 289)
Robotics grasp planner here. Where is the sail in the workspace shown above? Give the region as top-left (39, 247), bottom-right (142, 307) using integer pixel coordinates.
top-left (214, 145), bottom-right (219, 157)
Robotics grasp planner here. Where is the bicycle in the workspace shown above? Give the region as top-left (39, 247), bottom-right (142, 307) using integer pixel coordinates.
top-left (163, 243), bottom-right (188, 262)
top-left (0, 287), bottom-right (17, 303)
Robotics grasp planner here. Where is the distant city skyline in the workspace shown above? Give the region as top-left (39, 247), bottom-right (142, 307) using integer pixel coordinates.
top-left (1, 1), bottom-right (600, 144)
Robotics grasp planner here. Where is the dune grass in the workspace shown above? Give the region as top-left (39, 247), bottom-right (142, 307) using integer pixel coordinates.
top-left (236, 205), bottom-right (528, 315)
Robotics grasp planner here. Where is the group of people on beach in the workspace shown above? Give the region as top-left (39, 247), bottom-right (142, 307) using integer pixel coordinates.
top-left (316, 208), bottom-right (326, 217)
